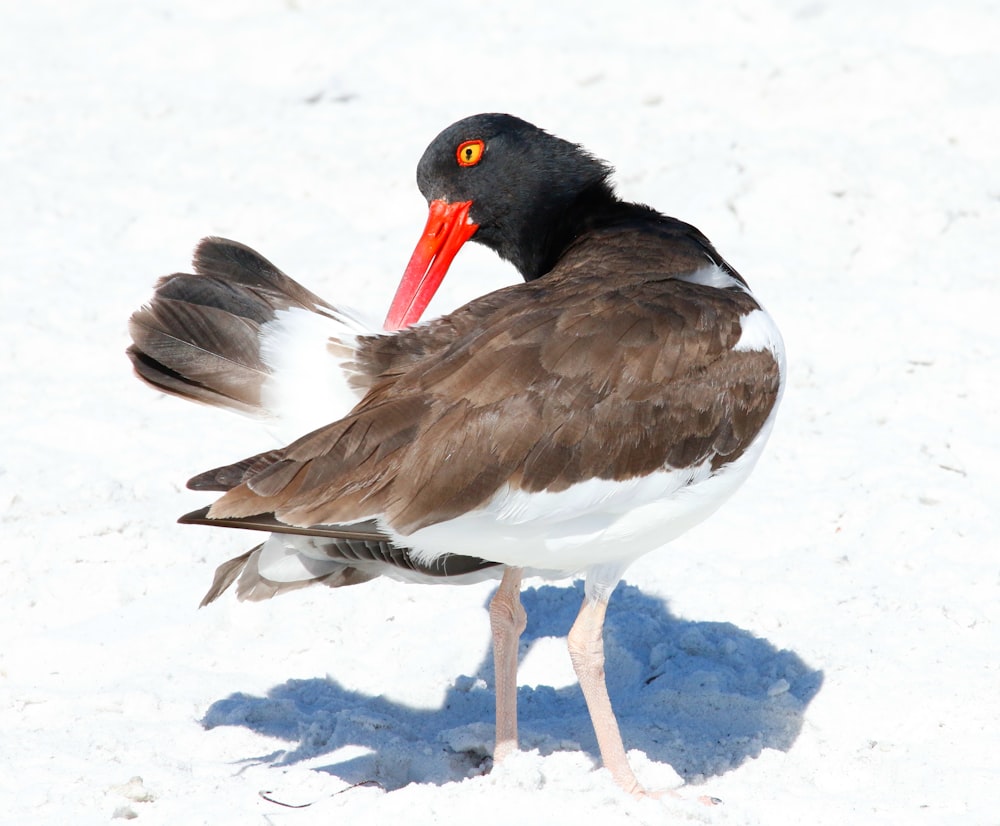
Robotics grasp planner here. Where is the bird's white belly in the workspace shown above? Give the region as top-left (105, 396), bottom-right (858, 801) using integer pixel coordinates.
top-left (396, 402), bottom-right (780, 576)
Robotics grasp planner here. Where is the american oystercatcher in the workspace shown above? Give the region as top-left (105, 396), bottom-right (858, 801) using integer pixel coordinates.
top-left (128, 113), bottom-right (785, 796)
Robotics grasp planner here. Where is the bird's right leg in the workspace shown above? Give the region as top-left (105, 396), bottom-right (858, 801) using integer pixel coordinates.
top-left (489, 566), bottom-right (526, 762)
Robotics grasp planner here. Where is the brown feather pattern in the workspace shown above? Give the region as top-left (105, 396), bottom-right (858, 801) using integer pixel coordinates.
top-left (207, 225), bottom-right (781, 535)
top-left (127, 237), bottom-right (336, 414)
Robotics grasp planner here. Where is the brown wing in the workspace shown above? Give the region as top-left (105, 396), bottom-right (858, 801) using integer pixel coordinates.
top-left (127, 237), bottom-right (339, 414)
top-left (207, 228), bottom-right (781, 534)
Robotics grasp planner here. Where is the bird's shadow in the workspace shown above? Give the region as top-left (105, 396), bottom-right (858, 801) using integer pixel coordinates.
top-left (203, 581), bottom-right (822, 790)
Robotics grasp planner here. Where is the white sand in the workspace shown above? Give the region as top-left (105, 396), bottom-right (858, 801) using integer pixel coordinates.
top-left (2, 2), bottom-right (998, 823)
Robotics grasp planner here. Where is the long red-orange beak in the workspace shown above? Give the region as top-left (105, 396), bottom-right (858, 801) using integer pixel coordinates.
top-left (384, 199), bottom-right (478, 330)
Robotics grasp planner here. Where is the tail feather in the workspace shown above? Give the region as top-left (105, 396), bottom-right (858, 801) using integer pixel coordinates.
top-left (127, 237), bottom-right (374, 427)
top-left (128, 290), bottom-right (270, 413)
top-left (190, 237), bottom-right (333, 312)
top-left (197, 544), bottom-right (377, 607)
top-left (181, 504), bottom-right (501, 602)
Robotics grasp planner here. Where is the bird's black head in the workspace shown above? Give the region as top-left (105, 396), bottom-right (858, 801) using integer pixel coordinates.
top-left (415, 113), bottom-right (616, 280)
top-left (384, 114), bottom-right (618, 330)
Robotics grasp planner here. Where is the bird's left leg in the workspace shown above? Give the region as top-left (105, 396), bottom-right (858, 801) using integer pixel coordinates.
top-left (568, 589), bottom-right (721, 805)
top-left (489, 566), bottom-right (526, 763)
top-left (567, 591), bottom-right (644, 796)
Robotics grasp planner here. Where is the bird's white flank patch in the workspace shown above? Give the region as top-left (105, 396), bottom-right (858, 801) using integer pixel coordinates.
top-left (259, 306), bottom-right (374, 440)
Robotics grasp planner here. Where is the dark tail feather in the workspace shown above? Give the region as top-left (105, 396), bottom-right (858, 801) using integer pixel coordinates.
top-left (198, 543), bottom-right (377, 607)
top-left (127, 237), bottom-right (332, 415)
top-left (199, 546), bottom-right (258, 607)
top-left (181, 504), bottom-right (501, 589)
top-left (191, 236), bottom-right (331, 310)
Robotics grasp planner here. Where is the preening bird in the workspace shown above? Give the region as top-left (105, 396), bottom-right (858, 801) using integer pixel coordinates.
top-left (128, 113), bottom-right (784, 796)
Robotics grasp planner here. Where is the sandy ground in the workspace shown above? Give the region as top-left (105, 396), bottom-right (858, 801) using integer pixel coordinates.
top-left (2, 2), bottom-right (998, 824)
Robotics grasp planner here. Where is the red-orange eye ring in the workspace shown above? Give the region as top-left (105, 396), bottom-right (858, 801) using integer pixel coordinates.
top-left (456, 139), bottom-right (485, 167)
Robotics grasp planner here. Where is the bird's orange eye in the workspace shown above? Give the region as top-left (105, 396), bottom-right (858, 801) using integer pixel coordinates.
top-left (456, 139), bottom-right (485, 167)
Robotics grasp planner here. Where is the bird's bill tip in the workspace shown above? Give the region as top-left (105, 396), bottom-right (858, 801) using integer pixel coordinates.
top-left (384, 199), bottom-right (477, 330)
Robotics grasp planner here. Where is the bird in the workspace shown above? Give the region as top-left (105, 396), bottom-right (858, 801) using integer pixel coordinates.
top-left (127, 113), bottom-right (785, 797)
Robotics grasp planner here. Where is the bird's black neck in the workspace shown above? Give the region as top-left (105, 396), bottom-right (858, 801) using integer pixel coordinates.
top-left (512, 183), bottom-right (668, 282)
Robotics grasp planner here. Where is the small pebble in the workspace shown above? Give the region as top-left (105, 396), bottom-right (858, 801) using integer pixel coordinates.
top-left (767, 678), bottom-right (791, 697)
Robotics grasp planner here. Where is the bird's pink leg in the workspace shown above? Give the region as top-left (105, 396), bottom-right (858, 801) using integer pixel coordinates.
top-left (567, 595), bottom-right (643, 796)
top-left (489, 566), bottom-right (526, 763)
